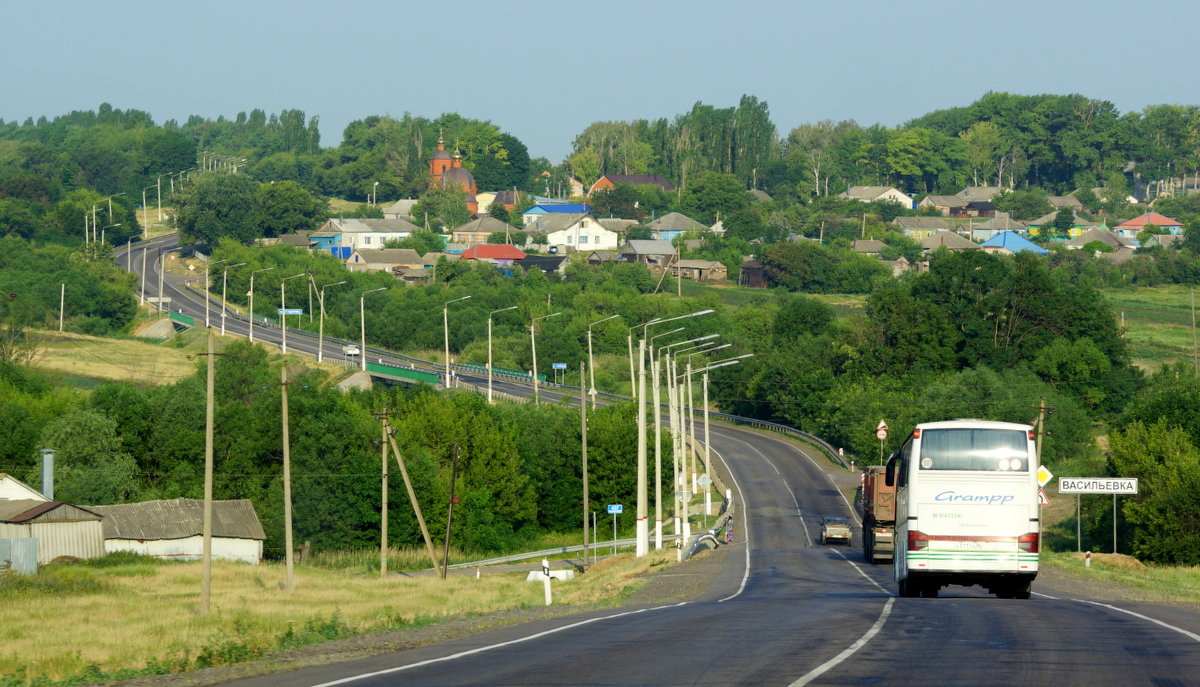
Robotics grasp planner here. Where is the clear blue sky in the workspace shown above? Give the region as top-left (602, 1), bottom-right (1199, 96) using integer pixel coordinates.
top-left (3, 0), bottom-right (1198, 163)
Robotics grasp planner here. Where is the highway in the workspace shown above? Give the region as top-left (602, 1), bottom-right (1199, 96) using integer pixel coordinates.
top-left (116, 237), bottom-right (1200, 686)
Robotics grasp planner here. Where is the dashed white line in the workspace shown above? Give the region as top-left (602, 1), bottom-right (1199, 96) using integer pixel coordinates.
top-left (832, 548), bottom-right (889, 594)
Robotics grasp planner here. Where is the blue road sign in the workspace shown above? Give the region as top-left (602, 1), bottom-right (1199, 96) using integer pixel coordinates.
top-left (552, 363), bottom-right (567, 370)
top-left (607, 504), bottom-right (623, 514)
top-left (277, 308), bottom-right (303, 315)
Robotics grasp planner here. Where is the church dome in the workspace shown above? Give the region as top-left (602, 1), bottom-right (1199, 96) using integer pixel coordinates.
top-left (443, 166), bottom-right (476, 191)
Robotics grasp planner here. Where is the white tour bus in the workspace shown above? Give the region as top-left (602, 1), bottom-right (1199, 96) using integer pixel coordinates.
top-left (885, 419), bottom-right (1039, 599)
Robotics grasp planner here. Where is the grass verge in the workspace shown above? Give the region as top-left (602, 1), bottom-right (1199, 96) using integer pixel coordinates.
top-left (1041, 551), bottom-right (1200, 603)
top-left (0, 550), bottom-right (678, 685)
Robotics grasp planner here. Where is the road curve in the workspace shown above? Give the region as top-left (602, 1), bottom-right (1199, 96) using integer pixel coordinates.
top-left (116, 238), bottom-right (1200, 686)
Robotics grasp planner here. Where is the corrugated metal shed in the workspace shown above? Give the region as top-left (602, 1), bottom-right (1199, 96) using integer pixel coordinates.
top-left (0, 500), bottom-right (105, 563)
top-left (87, 498), bottom-right (266, 541)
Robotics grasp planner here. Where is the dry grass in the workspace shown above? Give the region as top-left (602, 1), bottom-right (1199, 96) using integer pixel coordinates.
top-left (0, 551), bottom-right (676, 682)
top-left (32, 330), bottom-right (199, 385)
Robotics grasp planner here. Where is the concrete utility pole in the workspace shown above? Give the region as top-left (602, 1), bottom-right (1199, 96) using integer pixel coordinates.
top-left (440, 445), bottom-right (460, 579)
top-left (384, 423), bottom-right (443, 578)
top-left (580, 361), bottom-right (590, 567)
top-left (201, 328), bottom-right (216, 614)
top-left (380, 417), bottom-right (389, 579)
top-left (281, 366), bottom-right (295, 593)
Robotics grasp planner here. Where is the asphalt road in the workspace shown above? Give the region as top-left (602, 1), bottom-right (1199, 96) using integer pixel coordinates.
top-left (116, 237), bottom-right (1200, 686)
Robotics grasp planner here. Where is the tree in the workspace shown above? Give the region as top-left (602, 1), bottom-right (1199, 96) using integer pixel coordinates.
top-left (678, 172), bottom-right (750, 224)
top-left (388, 230), bottom-right (444, 255)
top-left (589, 184), bottom-right (641, 219)
top-left (175, 172), bottom-right (260, 245)
top-left (1108, 420), bottom-right (1200, 564)
top-left (256, 181), bottom-right (329, 238)
top-left (411, 185), bottom-right (470, 231)
top-left (33, 409), bottom-right (142, 503)
top-left (1052, 208), bottom-right (1076, 236)
top-left (993, 189), bottom-right (1052, 221)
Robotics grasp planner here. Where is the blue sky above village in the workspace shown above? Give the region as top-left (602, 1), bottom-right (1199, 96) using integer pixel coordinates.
top-left (3, 0), bottom-right (1198, 162)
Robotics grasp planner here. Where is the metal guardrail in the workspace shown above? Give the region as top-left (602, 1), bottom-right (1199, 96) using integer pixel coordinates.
top-left (446, 535), bottom-right (685, 569)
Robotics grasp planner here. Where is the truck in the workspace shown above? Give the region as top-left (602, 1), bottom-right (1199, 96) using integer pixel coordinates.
top-left (342, 344), bottom-right (360, 356)
top-left (857, 465), bottom-right (895, 563)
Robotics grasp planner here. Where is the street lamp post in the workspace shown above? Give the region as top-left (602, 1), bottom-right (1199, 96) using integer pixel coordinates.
top-left (317, 280), bottom-right (347, 363)
top-left (647, 326), bottom-right (684, 550)
top-left (372, 181), bottom-right (380, 206)
top-left (530, 312), bottom-right (562, 405)
top-left (633, 309), bottom-right (715, 557)
top-left (220, 263), bottom-right (246, 336)
top-left (655, 334), bottom-right (719, 547)
top-left (280, 273), bottom-right (307, 354)
top-left (443, 295), bottom-right (472, 388)
top-left (587, 314), bottom-right (619, 410)
top-left (489, 305), bottom-right (518, 403)
top-left (247, 266), bottom-right (276, 343)
top-left (204, 259), bottom-right (226, 328)
top-left (360, 287), bottom-right (387, 371)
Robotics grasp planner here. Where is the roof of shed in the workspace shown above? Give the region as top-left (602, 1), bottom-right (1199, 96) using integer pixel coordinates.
top-left (86, 498), bottom-right (266, 541)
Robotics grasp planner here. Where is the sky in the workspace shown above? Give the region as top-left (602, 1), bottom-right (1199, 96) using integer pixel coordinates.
top-left (4, 0), bottom-right (1200, 163)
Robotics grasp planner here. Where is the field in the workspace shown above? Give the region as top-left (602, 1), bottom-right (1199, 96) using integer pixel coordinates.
top-left (32, 329), bottom-right (200, 386)
top-left (0, 550), bottom-right (680, 684)
top-left (1104, 285), bottom-right (1200, 370)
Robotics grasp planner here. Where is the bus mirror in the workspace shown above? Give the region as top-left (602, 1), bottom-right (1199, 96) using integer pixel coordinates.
top-left (885, 457), bottom-right (896, 487)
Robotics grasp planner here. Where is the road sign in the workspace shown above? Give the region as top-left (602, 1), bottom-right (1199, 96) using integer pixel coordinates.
top-left (277, 308), bottom-right (303, 315)
top-left (1037, 465), bottom-right (1054, 487)
top-left (551, 363), bottom-right (567, 370)
top-left (145, 296), bottom-right (172, 303)
top-left (1038, 488), bottom-right (1050, 505)
top-left (876, 419), bottom-right (889, 431)
top-left (607, 504), bottom-right (623, 514)
top-left (875, 428), bottom-right (887, 440)
top-left (698, 474), bottom-right (713, 488)
top-left (1058, 477), bottom-right (1138, 494)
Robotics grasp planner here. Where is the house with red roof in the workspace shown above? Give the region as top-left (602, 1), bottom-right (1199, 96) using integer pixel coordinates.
top-left (1114, 212), bottom-right (1183, 237)
top-left (458, 243), bottom-right (527, 267)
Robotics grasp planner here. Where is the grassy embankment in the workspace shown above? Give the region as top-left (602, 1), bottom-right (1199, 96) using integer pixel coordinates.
top-left (0, 550), bottom-right (677, 685)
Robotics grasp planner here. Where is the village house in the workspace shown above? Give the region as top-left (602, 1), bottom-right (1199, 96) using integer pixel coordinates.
top-left (893, 217), bottom-right (956, 240)
top-left (646, 212), bottom-right (707, 242)
top-left (670, 259), bottom-right (728, 282)
top-left (842, 186), bottom-right (914, 208)
top-left (344, 248), bottom-right (425, 274)
top-left (619, 239), bottom-right (677, 267)
top-left (451, 216), bottom-right (519, 245)
top-left (1115, 212), bottom-right (1184, 236)
top-left (310, 218), bottom-right (421, 257)
top-left (588, 174), bottom-right (675, 196)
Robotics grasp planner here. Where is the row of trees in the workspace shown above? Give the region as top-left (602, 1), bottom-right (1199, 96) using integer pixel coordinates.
top-left (0, 345), bottom-right (650, 557)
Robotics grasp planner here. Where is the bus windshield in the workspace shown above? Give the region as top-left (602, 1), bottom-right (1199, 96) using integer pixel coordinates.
top-left (918, 428), bottom-right (1029, 472)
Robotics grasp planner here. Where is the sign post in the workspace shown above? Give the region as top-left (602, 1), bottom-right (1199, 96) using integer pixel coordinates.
top-left (607, 504), bottom-right (623, 556)
top-left (875, 420), bottom-right (888, 463)
top-left (1058, 478), bottom-right (1139, 554)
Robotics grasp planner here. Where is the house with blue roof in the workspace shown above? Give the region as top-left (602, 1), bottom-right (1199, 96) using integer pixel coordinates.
top-left (979, 231), bottom-right (1048, 256)
top-left (522, 203), bottom-right (591, 226)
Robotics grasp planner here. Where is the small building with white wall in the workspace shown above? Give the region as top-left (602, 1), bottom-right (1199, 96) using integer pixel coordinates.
top-left (87, 498), bottom-right (266, 564)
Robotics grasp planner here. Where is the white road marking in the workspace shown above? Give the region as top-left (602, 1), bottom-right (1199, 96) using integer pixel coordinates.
top-left (833, 549), bottom-right (888, 594)
top-left (308, 603), bottom-right (690, 686)
top-left (1071, 599), bottom-right (1200, 643)
top-left (764, 456), bottom-right (782, 474)
top-left (709, 441), bottom-right (752, 604)
top-left (785, 483), bottom-right (811, 543)
top-left (787, 598), bottom-right (895, 687)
